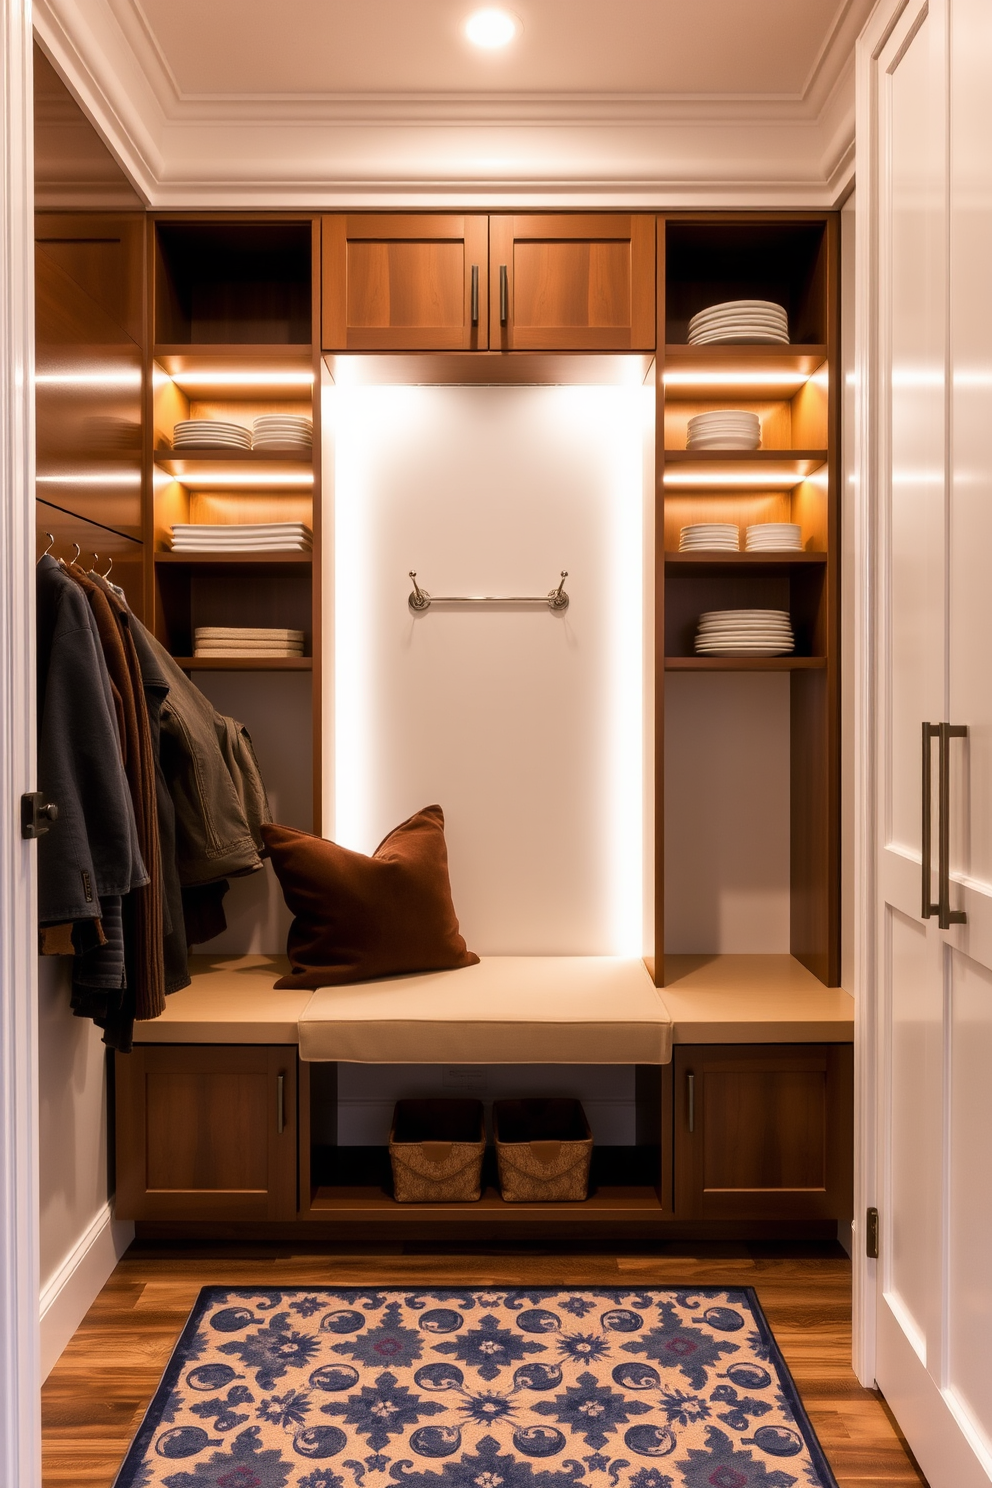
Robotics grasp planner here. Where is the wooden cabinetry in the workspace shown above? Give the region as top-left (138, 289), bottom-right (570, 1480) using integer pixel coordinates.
top-left (321, 213), bottom-right (655, 353)
top-left (673, 1043), bottom-right (853, 1221)
top-left (657, 214), bottom-right (840, 987)
top-left (148, 217), bottom-right (323, 824)
top-left (490, 214), bottom-right (655, 351)
top-left (115, 1045), bottom-right (298, 1221)
top-left (322, 215), bottom-right (488, 350)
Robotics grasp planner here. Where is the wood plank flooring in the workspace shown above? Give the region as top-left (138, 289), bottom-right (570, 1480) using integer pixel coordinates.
top-left (41, 1240), bottom-right (927, 1487)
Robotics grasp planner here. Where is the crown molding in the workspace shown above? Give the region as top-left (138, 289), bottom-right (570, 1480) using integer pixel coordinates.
top-left (33, 0), bottom-right (870, 209)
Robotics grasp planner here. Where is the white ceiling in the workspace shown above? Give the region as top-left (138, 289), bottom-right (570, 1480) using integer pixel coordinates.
top-left (33, 0), bottom-right (872, 207)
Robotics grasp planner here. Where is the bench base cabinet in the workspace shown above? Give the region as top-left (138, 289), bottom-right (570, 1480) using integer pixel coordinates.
top-left (673, 1044), bottom-right (854, 1222)
top-left (115, 1046), bottom-right (298, 1222)
top-left (116, 1043), bottom-right (852, 1229)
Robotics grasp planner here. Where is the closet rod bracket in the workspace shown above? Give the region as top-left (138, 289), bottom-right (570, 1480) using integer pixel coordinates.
top-left (408, 571), bottom-right (569, 613)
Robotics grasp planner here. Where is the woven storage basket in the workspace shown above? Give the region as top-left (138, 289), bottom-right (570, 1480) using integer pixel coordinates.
top-left (389, 1098), bottom-right (485, 1203)
top-left (493, 1098), bottom-right (593, 1202)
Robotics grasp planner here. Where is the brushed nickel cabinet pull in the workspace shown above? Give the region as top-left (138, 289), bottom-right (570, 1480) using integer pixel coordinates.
top-left (687, 1072), bottom-right (695, 1134)
top-left (938, 722), bottom-right (968, 929)
top-left (499, 264), bottom-right (508, 325)
top-left (471, 265), bottom-right (479, 326)
top-left (276, 1072), bottom-right (285, 1134)
top-left (922, 722), bottom-right (939, 918)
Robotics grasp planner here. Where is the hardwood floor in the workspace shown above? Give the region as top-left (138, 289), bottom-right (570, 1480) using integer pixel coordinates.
top-left (41, 1240), bottom-right (927, 1487)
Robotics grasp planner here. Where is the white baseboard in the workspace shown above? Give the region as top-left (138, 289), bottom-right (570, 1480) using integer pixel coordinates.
top-left (39, 1202), bottom-right (133, 1381)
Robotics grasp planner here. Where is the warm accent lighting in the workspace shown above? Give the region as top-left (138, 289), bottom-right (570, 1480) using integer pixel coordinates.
top-left (465, 8), bottom-right (518, 47)
top-left (167, 370), bottom-right (315, 392)
top-left (160, 468), bottom-right (314, 489)
top-left (663, 470), bottom-right (816, 490)
top-left (663, 371), bottom-right (810, 390)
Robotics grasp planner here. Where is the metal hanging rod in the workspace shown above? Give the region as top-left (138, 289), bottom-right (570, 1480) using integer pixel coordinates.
top-left (408, 570), bottom-right (569, 613)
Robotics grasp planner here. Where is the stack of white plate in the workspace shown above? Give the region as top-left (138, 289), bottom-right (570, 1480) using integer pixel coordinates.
top-left (252, 414), bottom-right (313, 453)
top-left (745, 523), bottom-right (803, 552)
top-left (687, 300), bottom-right (790, 346)
top-left (194, 627), bottom-right (304, 659)
top-left (679, 523), bottom-right (739, 552)
top-left (172, 420), bottom-right (251, 450)
top-left (686, 410), bottom-right (761, 450)
top-left (695, 609), bottom-right (794, 657)
top-left (170, 522), bottom-right (313, 553)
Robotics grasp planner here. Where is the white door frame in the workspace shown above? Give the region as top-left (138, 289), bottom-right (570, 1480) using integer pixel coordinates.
top-left (851, 0), bottom-right (917, 1390)
top-left (0, 1), bottom-right (41, 1485)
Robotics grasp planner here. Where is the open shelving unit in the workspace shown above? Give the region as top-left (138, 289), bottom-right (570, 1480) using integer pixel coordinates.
top-left (145, 216), bottom-right (323, 825)
top-left (656, 213), bottom-right (840, 988)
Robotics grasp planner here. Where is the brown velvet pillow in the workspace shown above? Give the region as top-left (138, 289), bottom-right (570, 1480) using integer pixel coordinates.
top-left (262, 805), bottom-right (479, 989)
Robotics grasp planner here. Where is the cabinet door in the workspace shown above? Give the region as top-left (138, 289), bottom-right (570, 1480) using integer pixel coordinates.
top-left (115, 1045), bottom-right (298, 1221)
top-left (322, 214), bottom-right (488, 350)
top-left (489, 214), bottom-right (655, 351)
top-left (673, 1044), bottom-right (853, 1221)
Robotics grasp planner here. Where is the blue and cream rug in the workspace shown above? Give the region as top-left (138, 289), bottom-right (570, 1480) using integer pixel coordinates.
top-left (113, 1288), bottom-right (837, 1488)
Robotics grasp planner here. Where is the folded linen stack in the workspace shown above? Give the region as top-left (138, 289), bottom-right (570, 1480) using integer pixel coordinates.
top-left (172, 419), bottom-right (251, 450)
top-left (170, 522), bottom-right (313, 553)
top-left (679, 523), bottom-right (739, 552)
top-left (745, 522), bottom-right (803, 552)
top-left (193, 627), bottom-right (305, 659)
top-left (252, 414), bottom-right (313, 453)
top-left (686, 409), bottom-right (761, 450)
top-left (687, 299), bottom-right (790, 346)
top-left (694, 608), bottom-right (795, 657)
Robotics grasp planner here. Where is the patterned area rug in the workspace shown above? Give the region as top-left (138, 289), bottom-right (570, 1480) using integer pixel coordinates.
top-left (113, 1287), bottom-right (837, 1488)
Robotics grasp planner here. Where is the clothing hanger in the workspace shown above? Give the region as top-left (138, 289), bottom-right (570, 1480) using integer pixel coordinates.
top-left (41, 532), bottom-right (55, 558)
top-left (101, 555), bottom-right (113, 580)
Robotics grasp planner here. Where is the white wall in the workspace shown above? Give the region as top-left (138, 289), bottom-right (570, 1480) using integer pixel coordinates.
top-left (37, 958), bottom-right (132, 1379)
top-left (329, 380), bottom-right (651, 957)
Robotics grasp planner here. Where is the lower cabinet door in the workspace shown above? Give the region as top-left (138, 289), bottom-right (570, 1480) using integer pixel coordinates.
top-left (115, 1045), bottom-right (298, 1221)
top-left (673, 1044), bottom-right (853, 1221)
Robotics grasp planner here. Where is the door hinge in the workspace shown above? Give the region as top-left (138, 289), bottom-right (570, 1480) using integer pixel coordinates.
top-left (21, 791), bottom-right (58, 839)
top-left (866, 1206), bottom-right (879, 1260)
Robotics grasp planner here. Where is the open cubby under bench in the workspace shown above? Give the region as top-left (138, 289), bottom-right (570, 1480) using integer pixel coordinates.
top-left (115, 953), bottom-right (853, 1237)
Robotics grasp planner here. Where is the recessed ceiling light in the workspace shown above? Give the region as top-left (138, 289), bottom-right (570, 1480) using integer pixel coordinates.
top-left (465, 8), bottom-right (518, 48)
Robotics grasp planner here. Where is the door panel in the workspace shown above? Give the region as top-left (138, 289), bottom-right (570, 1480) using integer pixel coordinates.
top-left (115, 1045), bottom-right (298, 1221)
top-left (489, 215), bottom-right (655, 351)
top-left (322, 215), bottom-right (488, 350)
top-left (674, 1044), bottom-right (853, 1221)
top-left (884, 905), bottom-right (942, 1358)
top-left (946, 948), bottom-right (992, 1459)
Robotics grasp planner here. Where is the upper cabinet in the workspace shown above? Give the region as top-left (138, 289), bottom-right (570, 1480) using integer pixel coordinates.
top-left (489, 214), bottom-right (655, 351)
top-left (321, 213), bottom-right (656, 353)
top-left (322, 214), bottom-right (488, 351)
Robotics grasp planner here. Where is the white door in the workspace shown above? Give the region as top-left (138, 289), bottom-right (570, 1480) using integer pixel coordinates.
top-left (869, 0), bottom-right (992, 1480)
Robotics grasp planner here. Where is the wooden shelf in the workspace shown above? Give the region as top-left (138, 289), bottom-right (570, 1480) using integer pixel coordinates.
top-left (174, 656), bottom-right (312, 671)
top-left (663, 344), bottom-right (827, 401)
top-left (154, 551), bottom-right (312, 566)
top-left (309, 1184), bottom-right (664, 1220)
top-left (155, 450), bottom-right (313, 491)
top-left (665, 551), bottom-right (826, 567)
top-left (155, 347), bottom-right (316, 401)
top-left (662, 450), bottom-right (826, 493)
top-left (665, 656), bottom-right (827, 671)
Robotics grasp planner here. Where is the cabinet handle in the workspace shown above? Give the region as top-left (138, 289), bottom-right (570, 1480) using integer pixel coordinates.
top-left (687, 1072), bottom-right (695, 1134)
top-left (499, 264), bottom-right (508, 325)
top-left (922, 722), bottom-right (939, 918)
top-left (937, 722), bottom-right (968, 929)
top-left (471, 265), bottom-right (479, 326)
top-left (276, 1072), bottom-right (285, 1134)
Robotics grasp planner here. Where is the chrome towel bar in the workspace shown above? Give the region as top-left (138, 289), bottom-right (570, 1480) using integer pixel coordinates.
top-left (408, 570), bottom-right (569, 613)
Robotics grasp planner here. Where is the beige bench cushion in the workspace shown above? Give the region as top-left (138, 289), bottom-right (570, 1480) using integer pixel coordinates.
top-left (298, 956), bottom-right (671, 1064)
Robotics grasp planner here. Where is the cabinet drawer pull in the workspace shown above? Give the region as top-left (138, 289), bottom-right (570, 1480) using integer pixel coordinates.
top-left (687, 1072), bottom-right (695, 1134)
top-left (937, 722), bottom-right (968, 929)
top-left (276, 1072), bottom-right (285, 1134)
top-left (471, 265), bottom-right (479, 326)
top-left (499, 264), bottom-right (508, 325)
top-left (922, 722), bottom-right (939, 918)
